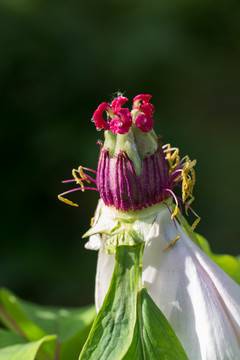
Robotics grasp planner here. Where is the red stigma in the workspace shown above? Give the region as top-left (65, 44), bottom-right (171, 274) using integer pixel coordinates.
top-left (92, 94), bottom-right (155, 134)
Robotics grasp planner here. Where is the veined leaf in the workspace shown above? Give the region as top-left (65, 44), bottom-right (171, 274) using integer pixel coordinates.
top-left (0, 289), bottom-right (46, 340)
top-left (0, 288), bottom-right (96, 360)
top-left (0, 332), bottom-right (56, 360)
top-left (0, 290), bottom-right (55, 360)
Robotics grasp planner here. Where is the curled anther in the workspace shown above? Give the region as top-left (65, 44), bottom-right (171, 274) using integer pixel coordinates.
top-left (171, 205), bottom-right (179, 220)
top-left (164, 143), bottom-right (199, 232)
top-left (72, 169), bottom-right (85, 191)
top-left (78, 166), bottom-right (91, 184)
top-left (189, 217), bottom-right (201, 235)
top-left (163, 235), bottom-right (180, 251)
top-left (58, 195), bottom-right (79, 207)
top-left (185, 194), bottom-right (195, 215)
top-left (166, 145), bottom-right (180, 174)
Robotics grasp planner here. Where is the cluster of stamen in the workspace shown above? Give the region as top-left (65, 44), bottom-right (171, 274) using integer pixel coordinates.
top-left (58, 167), bottom-right (98, 207)
top-left (163, 144), bottom-right (200, 234)
top-left (58, 94), bottom-right (200, 233)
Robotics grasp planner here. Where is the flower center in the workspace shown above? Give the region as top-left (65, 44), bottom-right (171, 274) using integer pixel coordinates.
top-left (58, 93), bottom-right (200, 231)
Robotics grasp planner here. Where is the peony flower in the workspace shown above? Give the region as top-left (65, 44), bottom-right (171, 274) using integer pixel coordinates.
top-left (86, 200), bottom-right (240, 360)
top-left (59, 93), bottom-right (240, 360)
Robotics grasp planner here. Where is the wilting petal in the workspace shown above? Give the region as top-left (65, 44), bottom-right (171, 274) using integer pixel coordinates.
top-left (84, 199), bottom-right (118, 240)
top-left (85, 234), bottom-right (102, 251)
top-left (95, 205), bottom-right (240, 359)
top-left (143, 207), bottom-right (240, 360)
top-left (95, 237), bottom-right (115, 311)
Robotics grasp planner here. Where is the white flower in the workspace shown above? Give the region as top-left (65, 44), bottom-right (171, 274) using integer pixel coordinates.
top-left (89, 203), bottom-right (240, 360)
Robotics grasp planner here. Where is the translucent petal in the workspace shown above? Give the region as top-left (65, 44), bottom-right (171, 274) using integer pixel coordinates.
top-left (85, 234), bottom-right (102, 251)
top-left (143, 207), bottom-right (240, 360)
top-left (83, 200), bottom-right (118, 239)
top-left (94, 205), bottom-right (240, 359)
top-left (95, 241), bottom-right (115, 312)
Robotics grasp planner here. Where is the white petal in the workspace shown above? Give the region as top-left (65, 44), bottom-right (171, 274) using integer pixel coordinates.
top-left (85, 234), bottom-right (102, 250)
top-left (84, 200), bottom-right (103, 250)
top-left (95, 240), bottom-right (115, 312)
top-left (143, 207), bottom-right (240, 360)
top-left (84, 201), bottom-right (118, 238)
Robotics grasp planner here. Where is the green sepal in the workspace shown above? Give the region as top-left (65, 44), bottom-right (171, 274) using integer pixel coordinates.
top-left (123, 288), bottom-right (188, 359)
top-left (105, 228), bottom-right (144, 254)
top-left (83, 200), bottom-right (162, 253)
top-left (103, 126), bottom-right (158, 176)
top-left (79, 245), bottom-right (188, 360)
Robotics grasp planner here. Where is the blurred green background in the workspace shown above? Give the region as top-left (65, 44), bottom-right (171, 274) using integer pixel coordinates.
top-left (0, 0), bottom-right (240, 307)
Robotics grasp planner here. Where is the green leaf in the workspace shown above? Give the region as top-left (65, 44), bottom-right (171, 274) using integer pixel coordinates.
top-left (0, 289), bottom-right (47, 340)
top-left (79, 245), bottom-right (140, 359)
top-left (181, 216), bottom-right (240, 285)
top-left (0, 333), bottom-right (56, 360)
top-left (195, 232), bottom-right (240, 285)
top-left (79, 245), bottom-right (188, 360)
top-left (0, 288), bottom-right (96, 360)
top-left (123, 288), bottom-right (188, 360)
top-left (0, 329), bottom-right (26, 349)
top-left (0, 290), bottom-right (55, 360)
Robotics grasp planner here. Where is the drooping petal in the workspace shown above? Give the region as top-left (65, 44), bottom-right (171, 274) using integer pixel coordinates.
top-left (84, 200), bottom-right (103, 250)
top-left (143, 207), bottom-right (240, 360)
top-left (85, 234), bottom-right (102, 250)
top-left (94, 204), bottom-right (240, 359)
top-left (83, 199), bottom-right (118, 239)
top-left (95, 239), bottom-right (115, 312)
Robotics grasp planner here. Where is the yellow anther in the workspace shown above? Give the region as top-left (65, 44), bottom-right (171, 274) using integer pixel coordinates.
top-left (166, 144), bottom-right (180, 174)
top-left (189, 217), bottom-right (201, 236)
top-left (78, 166), bottom-right (90, 184)
top-left (166, 144), bottom-right (173, 169)
top-left (190, 168), bottom-right (196, 188)
top-left (182, 172), bottom-right (188, 202)
top-left (165, 142), bottom-right (199, 231)
top-left (72, 168), bottom-right (85, 190)
top-left (163, 236), bottom-right (180, 251)
top-left (185, 195), bottom-right (194, 215)
top-left (58, 195), bottom-right (79, 207)
top-left (90, 217), bottom-right (95, 226)
top-left (180, 158), bottom-right (196, 208)
top-left (171, 205), bottom-right (179, 219)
